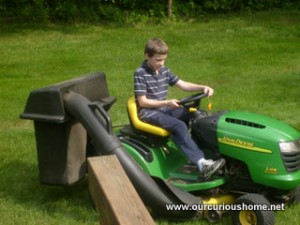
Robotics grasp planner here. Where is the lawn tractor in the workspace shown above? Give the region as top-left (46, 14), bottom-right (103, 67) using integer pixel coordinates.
top-left (21, 73), bottom-right (300, 225)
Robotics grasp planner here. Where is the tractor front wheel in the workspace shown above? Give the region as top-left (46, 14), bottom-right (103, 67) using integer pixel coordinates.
top-left (291, 185), bottom-right (300, 203)
top-left (232, 193), bottom-right (275, 225)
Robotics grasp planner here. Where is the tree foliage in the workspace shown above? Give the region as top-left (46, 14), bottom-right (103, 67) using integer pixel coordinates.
top-left (0, 0), bottom-right (299, 22)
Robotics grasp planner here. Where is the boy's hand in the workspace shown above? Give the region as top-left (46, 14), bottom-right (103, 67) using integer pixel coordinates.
top-left (166, 99), bottom-right (180, 108)
top-left (204, 86), bottom-right (214, 97)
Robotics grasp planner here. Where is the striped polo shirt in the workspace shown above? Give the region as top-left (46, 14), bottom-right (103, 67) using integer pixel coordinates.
top-left (134, 60), bottom-right (179, 117)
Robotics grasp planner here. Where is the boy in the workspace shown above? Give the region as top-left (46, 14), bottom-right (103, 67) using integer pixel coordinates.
top-left (134, 38), bottom-right (224, 180)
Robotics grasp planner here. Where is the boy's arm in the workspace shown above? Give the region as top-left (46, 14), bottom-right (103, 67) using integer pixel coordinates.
top-left (175, 79), bottom-right (214, 97)
top-left (137, 95), bottom-right (180, 109)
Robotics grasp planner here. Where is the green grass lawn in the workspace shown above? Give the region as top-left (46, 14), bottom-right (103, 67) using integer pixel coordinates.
top-left (0, 10), bottom-right (300, 225)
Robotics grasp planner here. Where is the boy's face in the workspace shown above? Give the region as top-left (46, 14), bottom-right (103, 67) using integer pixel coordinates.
top-left (146, 53), bottom-right (167, 72)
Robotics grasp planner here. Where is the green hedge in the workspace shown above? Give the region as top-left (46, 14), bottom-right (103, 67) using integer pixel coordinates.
top-left (0, 0), bottom-right (299, 22)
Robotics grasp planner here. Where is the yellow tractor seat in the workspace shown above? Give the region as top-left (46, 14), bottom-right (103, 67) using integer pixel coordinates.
top-left (127, 97), bottom-right (170, 137)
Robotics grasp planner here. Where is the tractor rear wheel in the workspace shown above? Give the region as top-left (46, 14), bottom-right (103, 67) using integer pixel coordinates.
top-left (232, 193), bottom-right (275, 225)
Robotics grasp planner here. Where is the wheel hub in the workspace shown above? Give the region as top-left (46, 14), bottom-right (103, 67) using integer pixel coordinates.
top-left (239, 210), bottom-right (257, 225)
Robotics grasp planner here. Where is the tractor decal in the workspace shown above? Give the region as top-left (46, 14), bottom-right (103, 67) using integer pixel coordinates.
top-left (218, 136), bottom-right (272, 154)
top-left (264, 167), bottom-right (278, 174)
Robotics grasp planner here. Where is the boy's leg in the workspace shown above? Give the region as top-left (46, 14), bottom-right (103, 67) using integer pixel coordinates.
top-left (142, 109), bottom-right (225, 180)
top-left (167, 107), bottom-right (190, 127)
top-left (142, 110), bottom-right (203, 164)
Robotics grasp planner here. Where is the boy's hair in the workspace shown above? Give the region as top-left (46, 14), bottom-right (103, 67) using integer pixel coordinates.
top-left (144, 38), bottom-right (168, 57)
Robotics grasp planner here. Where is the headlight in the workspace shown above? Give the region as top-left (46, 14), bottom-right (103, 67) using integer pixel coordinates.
top-left (279, 139), bottom-right (300, 154)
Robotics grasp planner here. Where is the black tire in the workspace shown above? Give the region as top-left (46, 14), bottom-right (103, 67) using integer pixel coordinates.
top-left (291, 185), bottom-right (300, 203)
top-left (232, 194), bottom-right (275, 225)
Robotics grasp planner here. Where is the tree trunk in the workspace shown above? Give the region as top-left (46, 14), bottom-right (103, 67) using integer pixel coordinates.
top-left (168, 0), bottom-right (172, 18)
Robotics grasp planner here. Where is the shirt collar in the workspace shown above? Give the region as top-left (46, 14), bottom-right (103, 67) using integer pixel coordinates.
top-left (142, 60), bottom-right (159, 76)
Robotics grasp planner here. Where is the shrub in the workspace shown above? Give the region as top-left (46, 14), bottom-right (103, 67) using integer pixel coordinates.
top-left (0, 0), bottom-right (299, 23)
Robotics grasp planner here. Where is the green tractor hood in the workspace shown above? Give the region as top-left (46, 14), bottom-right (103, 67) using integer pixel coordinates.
top-left (217, 110), bottom-right (300, 190)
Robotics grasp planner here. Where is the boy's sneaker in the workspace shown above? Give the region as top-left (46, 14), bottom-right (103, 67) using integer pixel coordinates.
top-left (199, 158), bottom-right (225, 181)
